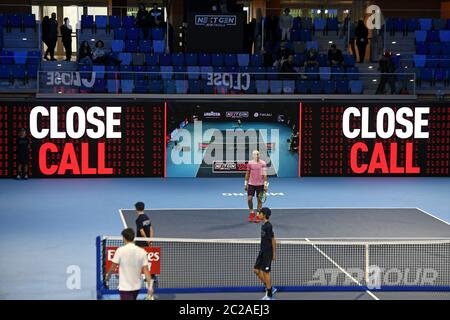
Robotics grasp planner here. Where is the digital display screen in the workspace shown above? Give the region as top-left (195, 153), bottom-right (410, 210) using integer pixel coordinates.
top-left (0, 102), bottom-right (165, 178)
top-left (300, 103), bottom-right (450, 176)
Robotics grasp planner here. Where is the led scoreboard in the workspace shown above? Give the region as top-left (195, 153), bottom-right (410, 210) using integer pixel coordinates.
top-left (0, 102), bottom-right (165, 178)
top-left (300, 103), bottom-right (450, 176)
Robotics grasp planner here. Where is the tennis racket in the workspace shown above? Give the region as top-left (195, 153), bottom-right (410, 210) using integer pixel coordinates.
top-left (258, 191), bottom-right (267, 203)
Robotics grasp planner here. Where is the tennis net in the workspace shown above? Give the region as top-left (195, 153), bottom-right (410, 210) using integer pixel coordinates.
top-left (96, 236), bottom-right (450, 299)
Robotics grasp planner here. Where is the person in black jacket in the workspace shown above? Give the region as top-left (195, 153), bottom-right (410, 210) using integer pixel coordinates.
top-left (42, 16), bottom-right (50, 60)
top-left (47, 13), bottom-right (58, 61)
top-left (78, 41), bottom-right (93, 65)
top-left (355, 19), bottom-right (368, 63)
top-left (16, 128), bottom-right (30, 180)
top-left (376, 51), bottom-right (396, 94)
top-left (328, 44), bottom-right (344, 66)
top-left (137, 4), bottom-right (150, 40)
top-left (60, 17), bottom-right (72, 61)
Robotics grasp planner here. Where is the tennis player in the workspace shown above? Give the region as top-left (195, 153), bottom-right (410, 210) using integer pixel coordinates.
top-left (104, 228), bottom-right (153, 300)
top-left (245, 150), bottom-right (268, 222)
top-left (253, 207), bottom-right (277, 300)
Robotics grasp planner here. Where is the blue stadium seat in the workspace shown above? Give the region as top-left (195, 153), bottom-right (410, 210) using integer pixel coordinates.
top-left (290, 29), bottom-right (301, 41)
top-left (322, 80), bottom-right (336, 94)
top-left (332, 66), bottom-right (346, 80)
top-left (139, 40), bottom-right (152, 53)
top-left (172, 53), bottom-right (185, 66)
top-left (109, 16), bottom-right (121, 30)
top-left (122, 16), bottom-right (136, 28)
top-left (107, 79), bottom-right (119, 93)
top-left (440, 31), bottom-right (450, 42)
top-left (427, 55), bottom-right (440, 68)
top-left (151, 28), bottom-right (165, 40)
top-left (159, 53), bottom-right (171, 66)
top-left (256, 80), bottom-right (269, 93)
top-left (105, 65), bottom-right (119, 79)
top-left (434, 68), bottom-right (446, 83)
top-left (310, 80), bottom-right (322, 94)
top-left (427, 30), bottom-right (440, 43)
top-left (295, 80), bottom-right (309, 94)
top-left (120, 65), bottom-right (133, 79)
top-left (180, 53), bottom-right (195, 66)
top-left (202, 80), bottom-right (214, 94)
top-left (147, 66), bottom-right (160, 79)
top-left (0, 65), bottom-right (10, 80)
top-left (160, 66), bottom-right (173, 79)
top-left (349, 80), bottom-right (364, 94)
top-left (0, 50), bottom-right (13, 65)
top-left (442, 43), bottom-right (450, 55)
top-left (124, 40), bottom-right (138, 52)
top-left (118, 53), bottom-right (132, 65)
top-left (145, 54), bottom-right (158, 66)
top-left (188, 80), bottom-right (202, 94)
top-left (134, 79), bottom-right (149, 93)
top-left (313, 18), bottom-right (326, 33)
top-left (27, 51), bottom-right (40, 65)
top-left (419, 68), bottom-right (433, 85)
top-left (163, 80), bottom-right (176, 94)
top-left (237, 54), bottom-right (249, 67)
top-left (305, 66), bottom-right (319, 80)
top-left (343, 55), bottom-right (356, 67)
top-left (78, 65), bottom-right (92, 78)
top-left (198, 54), bottom-right (211, 66)
top-left (126, 28), bottom-right (140, 40)
top-left (81, 15), bottom-right (94, 30)
top-left (336, 80), bottom-right (349, 94)
top-left (266, 66), bottom-right (278, 80)
top-left (414, 55), bottom-right (427, 68)
top-left (132, 52), bottom-right (146, 66)
top-left (406, 18), bottom-right (418, 33)
top-left (346, 67), bottom-right (359, 80)
top-left (428, 43), bottom-right (442, 55)
top-left (23, 14), bottom-right (36, 29)
top-left (327, 18), bottom-right (339, 33)
top-left (200, 66), bottom-right (213, 80)
top-left (93, 65), bottom-right (105, 79)
top-left (395, 18), bottom-right (405, 33)
top-left (173, 66), bottom-right (186, 80)
top-left (114, 28), bottom-right (126, 40)
top-left (418, 18), bottom-right (432, 30)
top-left (306, 41), bottom-right (319, 51)
top-left (13, 50), bottom-right (27, 64)
top-left (175, 80), bottom-right (188, 94)
top-left (282, 80), bottom-right (295, 94)
top-left (317, 54), bottom-right (328, 67)
top-left (293, 17), bottom-right (300, 29)
top-left (250, 54), bottom-right (263, 67)
top-left (211, 54), bottom-right (224, 67)
top-left (269, 80), bottom-right (282, 93)
top-left (9, 14), bottom-right (22, 28)
top-left (26, 64), bottom-right (38, 79)
top-left (149, 80), bottom-right (162, 93)
top-left (213, 66), bottom-right (226, 73)
top-left (93, 79), bottom-right (106, 93)
top-left (187, 66), bottom-right (200, 80)
top-left (111, 40), bottom-right (124, 52)
top-left (440, 55), bottom-right (450, 68)
top-left (416, 42), bottom-right (428, 54)
top-left (293, 54), bottom-right (305, 66)
top-left (300, 29), bottom-right (312, 41)
top-left (133, 65), bottom-right (146, 80)
top-left (96, 16), bottom-right (108, 29)
top-left (153, 40), bottom-right (165, 53)
top-left (319, 67), bottom-right (331, 80)
top-left (386, 18), bottom-right (395, 33)
top-left (415, 30), bottom-right (427, 42)
top-left (224, 54), bottom-right (237, 67)
top-left (121, 80), bottom-right (134, 93)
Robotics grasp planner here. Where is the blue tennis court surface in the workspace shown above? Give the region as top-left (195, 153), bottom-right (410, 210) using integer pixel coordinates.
top-left (1, 177), bottom-right (450, 300)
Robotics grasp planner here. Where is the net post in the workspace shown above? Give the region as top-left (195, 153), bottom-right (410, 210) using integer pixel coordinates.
top-left (364, 243), bottom-right (369, 285)
top-left (96, 236), bottom-right (103, 300)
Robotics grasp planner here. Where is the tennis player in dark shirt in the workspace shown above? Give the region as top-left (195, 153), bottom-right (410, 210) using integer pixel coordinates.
top-left (16, 128), bottom-right (30, 180)
top-left (253, 207), bottom-right (277, 300)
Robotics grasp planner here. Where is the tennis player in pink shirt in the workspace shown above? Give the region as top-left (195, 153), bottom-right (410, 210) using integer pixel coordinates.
top-left (245, 150), bottom-right (268, 223)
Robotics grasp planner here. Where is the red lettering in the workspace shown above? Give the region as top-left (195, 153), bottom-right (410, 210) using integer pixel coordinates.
top-left (58, 143), bottom-right (80, 175)
top-left (97, 143), bottom-right (113, 174)
top-left (405, 142), bottom-right (420, 173)
top-left (39, 143), bottom-right (58, 175)
top-left (81, 143), bottom-right (96, 174)
top-left (389, 143), bottom-right (404, 174)
top-left (368, 142), bottom-right (389, 173)
top-left (350, 142), bottom-right (368, 174)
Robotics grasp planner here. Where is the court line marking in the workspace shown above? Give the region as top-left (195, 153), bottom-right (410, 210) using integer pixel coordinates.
top-left (415, 207), bottom-right (450, 227)
top-left (118, 207), bottom-right (422, 211)
top-left (305, 238), bottom-right (380, 301)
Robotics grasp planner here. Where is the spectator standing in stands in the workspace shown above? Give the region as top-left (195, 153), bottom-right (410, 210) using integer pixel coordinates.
top-left (304, 47), bottom-right (319, 68)
top-left (341, 14), bottom-right (356, 57)
top-left (60, 18), bottom-right (72, 61)
top-left (78, 41), bottom-right (93, 65)
top-left (328, 44), bottom-right (344, 66)
top-left (149, 3), bottom-right (162, 27)
top-left (47, 13), bottom-right (58, 61)
top-left (279, 8), bottom-right (293, 41)
top-left (376, 51), bottom-right (396, 94)
top-left (42, 16), bottom-right (50, 61)
top-left (355, 19), bottom-right (368, 63)
top-left (137, 4), bottom-right (150, 40)
top-left (245, 18), bottom-right (256, 54)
